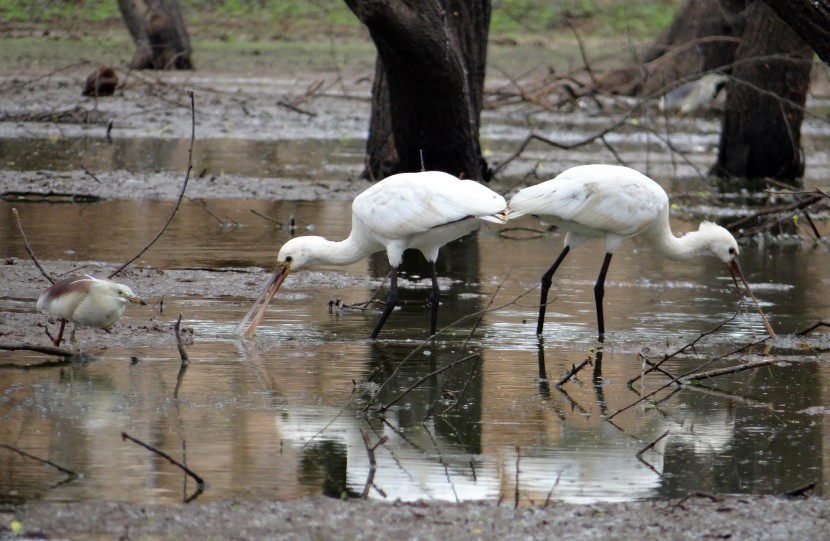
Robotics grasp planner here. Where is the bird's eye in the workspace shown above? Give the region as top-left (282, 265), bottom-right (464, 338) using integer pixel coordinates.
top-left (285, 256), bottom-right (293, 263)
top-left (728, 247), bottom-right (737, 256)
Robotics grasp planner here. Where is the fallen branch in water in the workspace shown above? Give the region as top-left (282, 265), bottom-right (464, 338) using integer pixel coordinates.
top-left (795, 321), bottom-right (830, 336)
top-left (627, 313), bottom-right (739, 386)
top-left (0, 443), bottom-right (80, 479)
top-left (121, 431), bottom-right (205, 500)
top-left (0, 343), bottom-right (77, 359)
top-left (680, 358), bottom-right (779, 383)
top-left (556, 356), bottom-right (593, 387)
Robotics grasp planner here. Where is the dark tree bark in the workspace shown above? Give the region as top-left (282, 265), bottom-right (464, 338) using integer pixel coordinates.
top-left (761, 0), bottom-right (830, 65)
top-left (118, 0), bottom-right (194, 70)
top-left (343, 0), bottom-right (491, 181)
top-left (712, 1), bottom-right (813, 189)
top-left (597, 0), bottom-right (746, 96)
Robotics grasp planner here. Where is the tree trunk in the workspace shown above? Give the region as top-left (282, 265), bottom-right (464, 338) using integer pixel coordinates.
top-left (761, 0), bottom-right (830, 65)
top-left (343, 0), bottom-right (491, 181)
top-left (117, 0), bottom-right (194, 70)
top-left (597, 0), bottom-right (746, 96)
top-left (712, 1), bottom-right (813, 190)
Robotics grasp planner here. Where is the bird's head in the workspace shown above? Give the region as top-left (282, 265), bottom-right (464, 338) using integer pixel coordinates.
top-left (276, 236), bottom-right (328, 271)
top-left (110, 282), bottom-right (147, 306)
top-left (695, 223), bottom-right (776, 338)
top-left (697, 221), bottom-right (739, 264)
top-left (234, 236), bottom-right (325, 338)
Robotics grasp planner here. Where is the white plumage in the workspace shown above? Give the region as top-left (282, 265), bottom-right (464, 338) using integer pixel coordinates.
top-left (37, 275), bottom-right (146, 346)
top-left (236, 171), bottom-right (508, 339)
top-left (508, 164), bottom-right (775, 341)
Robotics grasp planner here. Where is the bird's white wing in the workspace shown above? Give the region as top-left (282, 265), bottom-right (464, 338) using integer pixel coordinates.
top-left (509, 165), bottom-right (668, 238)
top-left (352, 172), bottom-right (506, 241)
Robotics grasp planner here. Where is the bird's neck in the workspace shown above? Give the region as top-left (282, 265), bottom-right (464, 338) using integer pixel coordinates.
top-left (647, 223), bottom-right (713, 261)
top-left (305, 233), bottom-right (379, 267)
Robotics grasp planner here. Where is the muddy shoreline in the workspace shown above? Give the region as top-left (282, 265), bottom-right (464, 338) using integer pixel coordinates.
top-left (3, 42), bottom-right (830, 541)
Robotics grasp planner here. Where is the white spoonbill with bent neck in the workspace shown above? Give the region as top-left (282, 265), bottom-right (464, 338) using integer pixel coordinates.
top-left (507, 164), bottom-right (775, 342)
top-left (236, 171), bottom-right (508, 340)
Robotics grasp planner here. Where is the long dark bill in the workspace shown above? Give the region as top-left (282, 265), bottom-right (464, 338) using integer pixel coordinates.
top-left (728, 260), bottom-right (776, 339)
top-left (234, 266), bottom-right (290, 338)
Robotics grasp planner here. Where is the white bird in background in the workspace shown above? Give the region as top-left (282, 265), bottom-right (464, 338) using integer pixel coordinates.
top-left (507, 164), bottom-right (775, 342)
top-left (236, 171), bottom-right (508, 340)
top-left (37, 275), bottom-right (146, 347)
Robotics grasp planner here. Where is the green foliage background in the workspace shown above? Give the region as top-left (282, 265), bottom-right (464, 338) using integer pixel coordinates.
top-left (0, 0), bottom-right (679, 40)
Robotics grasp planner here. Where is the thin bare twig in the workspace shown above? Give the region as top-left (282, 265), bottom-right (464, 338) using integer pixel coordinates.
top-left (680, 358), bottom-right (779, 383)
top-left (0, 443), bottom-right (79, 478)
top-left (556, 357), bottom-right (593, 386)
top-left (636, 430), bottom-right (670, 460)
top-left (109, 90), bottom-right (196, 278)
top-left (795, 321), bottom-right (830, 336)
top-left (121, 431), bottom-right (205, 488)
top-left (12, 208), bottom-right (54, 283)
top-left (359, 429), bottom-right (388, 499)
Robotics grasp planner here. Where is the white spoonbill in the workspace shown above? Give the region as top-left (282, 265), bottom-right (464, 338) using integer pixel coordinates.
top-left (236, 171), bottom-right (508, 339)
top-left (37, 275), bottom-right (146, 346)
top-left (507, 164), bottom-right (775, 342)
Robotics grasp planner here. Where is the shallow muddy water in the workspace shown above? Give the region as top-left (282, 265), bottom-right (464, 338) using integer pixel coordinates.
top-left (2, 195), bottom-right (830, 505)
top-left (2, 67), bottom-right (830, 506)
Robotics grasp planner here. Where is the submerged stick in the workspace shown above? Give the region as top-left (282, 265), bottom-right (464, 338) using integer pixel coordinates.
top-left (121, 431), bottom-right (205, 488)
top-left (0, 443), bottom-right (79, 478)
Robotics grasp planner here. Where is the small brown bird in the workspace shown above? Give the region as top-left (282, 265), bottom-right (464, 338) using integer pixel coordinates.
top-left (37, 275), bottom-right (146, 346)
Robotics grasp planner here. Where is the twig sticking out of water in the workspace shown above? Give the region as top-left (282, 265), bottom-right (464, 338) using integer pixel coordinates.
top-left (556, 356), bottom-right (593, 387)
top-left (627, 314), bottom-right (738, 386)
top-left (514, 446), bottom-right (521, 509)
top-left (121, 431), bottom-right (205, 500)
top-left (796, 321), bottom-right (830, 336)
top-left (109, 90), bottom-right (196, 279)
top-left (636, 430), bottom-right (670, 475)
top-left (608, 336), bottom-right (768, 421)
top-left (378, 353), bottom-right (479, 413)
top-left (359, 429), bottom-right (388, 499)
top-left (0, 443), bottom-right (79, 479)
top-left (11, 208), bottom-right (54, 283)
top-left (174, 313), bottom-right (190, 366)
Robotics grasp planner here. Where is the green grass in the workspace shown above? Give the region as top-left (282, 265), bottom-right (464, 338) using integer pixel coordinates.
top-left (0, 0), bottom-right (680, 41)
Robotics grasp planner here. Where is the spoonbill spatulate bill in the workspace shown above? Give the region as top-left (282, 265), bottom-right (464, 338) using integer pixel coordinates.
top-left (507, 164), bottom-right (775, 342)
top-left (236, 171), bottom-right (508, 340)
top-left (36, 275), bottom-right (146, 346)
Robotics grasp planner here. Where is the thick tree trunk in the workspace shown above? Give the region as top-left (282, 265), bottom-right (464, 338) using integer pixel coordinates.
top-left (761, 0), bottom-right (830, 65)
top-left (597, 0), bottom-right (746, 96)
top-left (344, 0), bottom-right (491, 181)
top-left (117, 0), bottom-right (194, 70)
top-left (712, 1), bottom-right (813, 190)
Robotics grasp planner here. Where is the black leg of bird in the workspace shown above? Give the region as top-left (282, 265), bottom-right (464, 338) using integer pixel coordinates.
top-left (371, 267), bottom-right (400, 340)
top-left (429, 262), bottom-right (440, 336)
top-left (537, 245), bottom-right (570, 337)
top-left (593, 253), bottom-right (613, 343)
